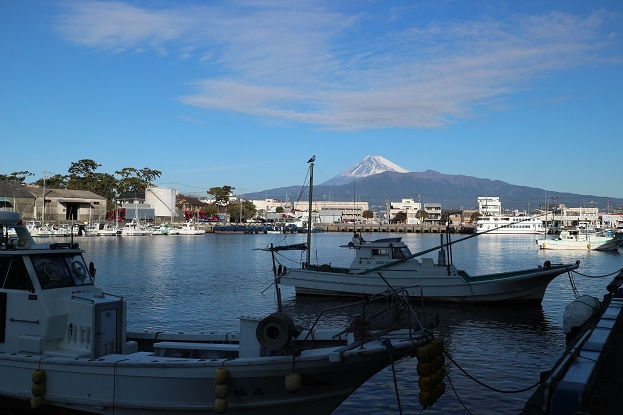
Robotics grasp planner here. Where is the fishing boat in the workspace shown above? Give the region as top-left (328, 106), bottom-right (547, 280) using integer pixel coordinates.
top-left (273, 158), bottom-right (580, 303)
top-left (175, 220), bottom-right (206, 235)
top-left (0, 211), bottom-right (436, 414)
top-left (536, 228), bottom-right (621, 251)
top-left (475, 215), bottom-right (545, 234)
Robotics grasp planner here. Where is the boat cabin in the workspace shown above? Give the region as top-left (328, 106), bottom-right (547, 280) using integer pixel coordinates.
top-left (0, 211), bottom-right (127, 359)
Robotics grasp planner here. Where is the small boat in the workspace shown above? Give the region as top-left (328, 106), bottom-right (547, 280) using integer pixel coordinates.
top-left (96, 223), bottom-right (122, 236)
top-left (121, 219), bottom-right (150, 236)
top-left (175, 220), bottom-right (206, 235)
top-left (536, 228), bottom-right (621, 251)
top-left (151, 224), bottom-right (170, 235)
top-left (475, 214), bottom-right (545, 234)
top-left (0, 211), bottom-right (436, 414)
top-left (273, 157), bottom-right (579, 304)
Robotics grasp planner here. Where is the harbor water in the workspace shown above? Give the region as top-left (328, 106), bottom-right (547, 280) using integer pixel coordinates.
top-left (41, 232), bottom-right (623, 414)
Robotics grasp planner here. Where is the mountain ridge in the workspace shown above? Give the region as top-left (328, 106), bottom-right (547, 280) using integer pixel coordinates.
top-left (244, 157), bottom-right (623, 211)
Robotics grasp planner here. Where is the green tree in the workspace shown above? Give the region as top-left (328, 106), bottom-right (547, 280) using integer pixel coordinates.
top-left (115, 167), bottom-right (162, 195)
top-left (0, 171), bottom-right (34, 183)
top-left (32, 174), bottom-right (68, 188)
top-left (416, 210), bottom-right (429, 222)
top-left (275, 206), bottom-right (284, 213)
top-left (67, 159), bottom-right (101, 191)
top-left (395, 211), bottom-right (407, 223)
top-left (470, 212), bottom-right (481, 222)
top-left (208, 186), bottom-right (234, 211)
top-left (362, 210), bottom-right (374, 219)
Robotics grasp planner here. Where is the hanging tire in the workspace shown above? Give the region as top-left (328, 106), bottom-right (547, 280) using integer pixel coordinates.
top-left (256, 312), bottom-right (296, 350)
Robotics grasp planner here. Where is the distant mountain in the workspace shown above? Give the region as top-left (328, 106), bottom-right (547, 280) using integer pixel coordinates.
top-left (244, 157), bottom-right (623, 211)
top-left (321, 155), bottom-right (409, 186)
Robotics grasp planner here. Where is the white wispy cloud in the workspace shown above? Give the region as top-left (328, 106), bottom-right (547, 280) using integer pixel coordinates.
top-left (55, 1), bottom-right (619, 130)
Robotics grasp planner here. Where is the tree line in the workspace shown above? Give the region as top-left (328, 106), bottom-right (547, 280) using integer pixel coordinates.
top-left (2, 160), bottom-right (257, 222)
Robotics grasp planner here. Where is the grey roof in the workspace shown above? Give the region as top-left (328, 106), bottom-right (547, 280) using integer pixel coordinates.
top-left (22, 185), bottom-right (106, 201)
top-left (0, 181), bottom-right (36, 198)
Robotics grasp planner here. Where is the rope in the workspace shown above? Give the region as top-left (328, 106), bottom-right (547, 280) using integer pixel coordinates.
top-left (382, 339), bottom-right (403, 415)
top-left (444, 369), bottom-right (475, 415)
top-left (568, 270), bottom-right (579, 298)
top-left (444, 350), bottom-right (540, 394)
top-left (572, 267), bottom-right (623, 279)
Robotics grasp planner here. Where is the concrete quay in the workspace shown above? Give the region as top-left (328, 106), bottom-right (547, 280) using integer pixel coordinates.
top-left (202, 223), bottom-right (475, 234)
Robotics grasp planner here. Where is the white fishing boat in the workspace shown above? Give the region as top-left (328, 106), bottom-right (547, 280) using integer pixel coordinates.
top-left (96, 223), bottom-right (122, 236)
top-left (273, 158), bottom-right (579, 303)
top-left (175, 220), bottom-right (206, 235)
top-left (151, 224), bottom-right (170, 235)
top-left (475, 215), bottom-right (545, 234)
top-left (121, 219), bottom-right (150, 236)
top-left (0, 211), bottom-right (437, 414)
top-left (536, 228), bottom-right (621, 251)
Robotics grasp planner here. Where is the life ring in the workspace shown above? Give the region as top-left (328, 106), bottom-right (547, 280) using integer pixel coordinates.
top-left (72, 261), bottom-right (87, 279)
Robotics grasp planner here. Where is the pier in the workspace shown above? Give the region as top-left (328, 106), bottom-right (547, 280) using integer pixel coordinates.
top-left (523, 270), bottom-right (623, 415)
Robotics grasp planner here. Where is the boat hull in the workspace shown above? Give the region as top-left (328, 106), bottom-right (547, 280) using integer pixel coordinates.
top-left (281, 263), bottom-right (578, 303)
top-left (0, 333), bottom-right (421, 415)
top-left (536, 237), bottom-right (620, 251)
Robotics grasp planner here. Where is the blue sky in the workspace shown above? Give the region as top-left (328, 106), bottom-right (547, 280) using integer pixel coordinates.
top-left (2, 0), bottom-right (622, 201)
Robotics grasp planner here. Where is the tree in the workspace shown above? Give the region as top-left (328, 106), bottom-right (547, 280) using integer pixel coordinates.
top-left (395, 211), bottom-right (407, 223)
top-left (416, 210), bottom-right (429, 221)
top-left (275, 206), bottom-right (285, 213)
top-left (208, 186), bottom-right (234, 211)
top-left (67, 159), bottom-right (101, 190)
top-left (470, 212), bottom-right (481, 222)
top-left (0, 171), bottom-right (34, 183)
top-left (362, 210), bottom-right (374, 219)
top-left (115, 167), bottom-right (162, 195)
top-left (32, 174), bottom-right (68, 188)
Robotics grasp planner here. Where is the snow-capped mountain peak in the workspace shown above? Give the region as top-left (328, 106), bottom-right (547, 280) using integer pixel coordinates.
top-left (322, 155), bottom-right (409, 185)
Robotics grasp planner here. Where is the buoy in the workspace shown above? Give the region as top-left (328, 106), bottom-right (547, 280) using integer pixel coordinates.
top-left (215, 367), bottom-right (229, 384)
top-left (415, 344), bottom-right (434, 362)
top-left (431, 338), bottom-right (444, 355)
top-left (419, 390), bottom-right (435, 408)
top-left (214, 398), bottom-right (228, 413)
top-left (214, 384), bottom-right (228, 399)
top-left (587, 243), bottom-right (591, 249)
top-left (418, 376), bottom-right (434, 392)
top-left (417, 361), bottom-right (433, 377)
top-left (32, 369), bottom-right (46, 384)
top-left (30, 396), bottom-right (44, 410)
top-left (31, 383), bottom-right (45, 397)
top-left (285, 372), bottom-right (302, 393)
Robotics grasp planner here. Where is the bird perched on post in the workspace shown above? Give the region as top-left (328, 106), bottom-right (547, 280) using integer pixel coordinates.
top-left (307, 155), bottom-right (316, 163)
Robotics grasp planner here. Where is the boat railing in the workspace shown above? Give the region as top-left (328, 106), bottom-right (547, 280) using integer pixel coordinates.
top-left (302, 285), bottom-right (429, 345)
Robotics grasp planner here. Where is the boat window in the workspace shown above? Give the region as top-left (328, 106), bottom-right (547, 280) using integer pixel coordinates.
top-left (392, 247), bottom-right (405, 259)
top-left (371, 248), bottom-right (389, 257)
top-left (31, 254), bottom-right (94, 289)
top-left (0, 256), bottom-right (35, 291)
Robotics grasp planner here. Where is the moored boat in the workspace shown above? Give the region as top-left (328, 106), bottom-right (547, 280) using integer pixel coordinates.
top-left (0, 211), bottom-right (435, 414)
top-left (276, 233), bottom-right (579, 303)
top-left (475, 214), bottom-right (545, 234)
top-left (536, 228), bottom-right (620, 251)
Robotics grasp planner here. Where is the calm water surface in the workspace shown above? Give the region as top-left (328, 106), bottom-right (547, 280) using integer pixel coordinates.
top-left (50, 232), bottom-right (623, 414)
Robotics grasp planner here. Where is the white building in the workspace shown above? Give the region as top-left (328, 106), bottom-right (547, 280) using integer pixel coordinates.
top-left (478, 197), bottom-right (502, 216)
top-left (389, 198), bottom-right (422, 224)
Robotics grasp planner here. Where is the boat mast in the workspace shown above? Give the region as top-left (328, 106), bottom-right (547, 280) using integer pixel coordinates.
top-left (306, 158), bottom-right (314, 267)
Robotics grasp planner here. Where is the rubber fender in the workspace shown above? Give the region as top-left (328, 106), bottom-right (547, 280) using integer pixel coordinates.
top-left (256, 312), bottom-right (296, 350)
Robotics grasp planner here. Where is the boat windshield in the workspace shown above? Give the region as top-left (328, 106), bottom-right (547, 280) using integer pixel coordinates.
top-left (30, 253), bottom-right (94, 289)
top-left (392, 247), bottom-right (412, 259)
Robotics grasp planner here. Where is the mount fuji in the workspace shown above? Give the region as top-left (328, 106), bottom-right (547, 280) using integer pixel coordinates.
top-left (320, 155), bottom-right (409, 186)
